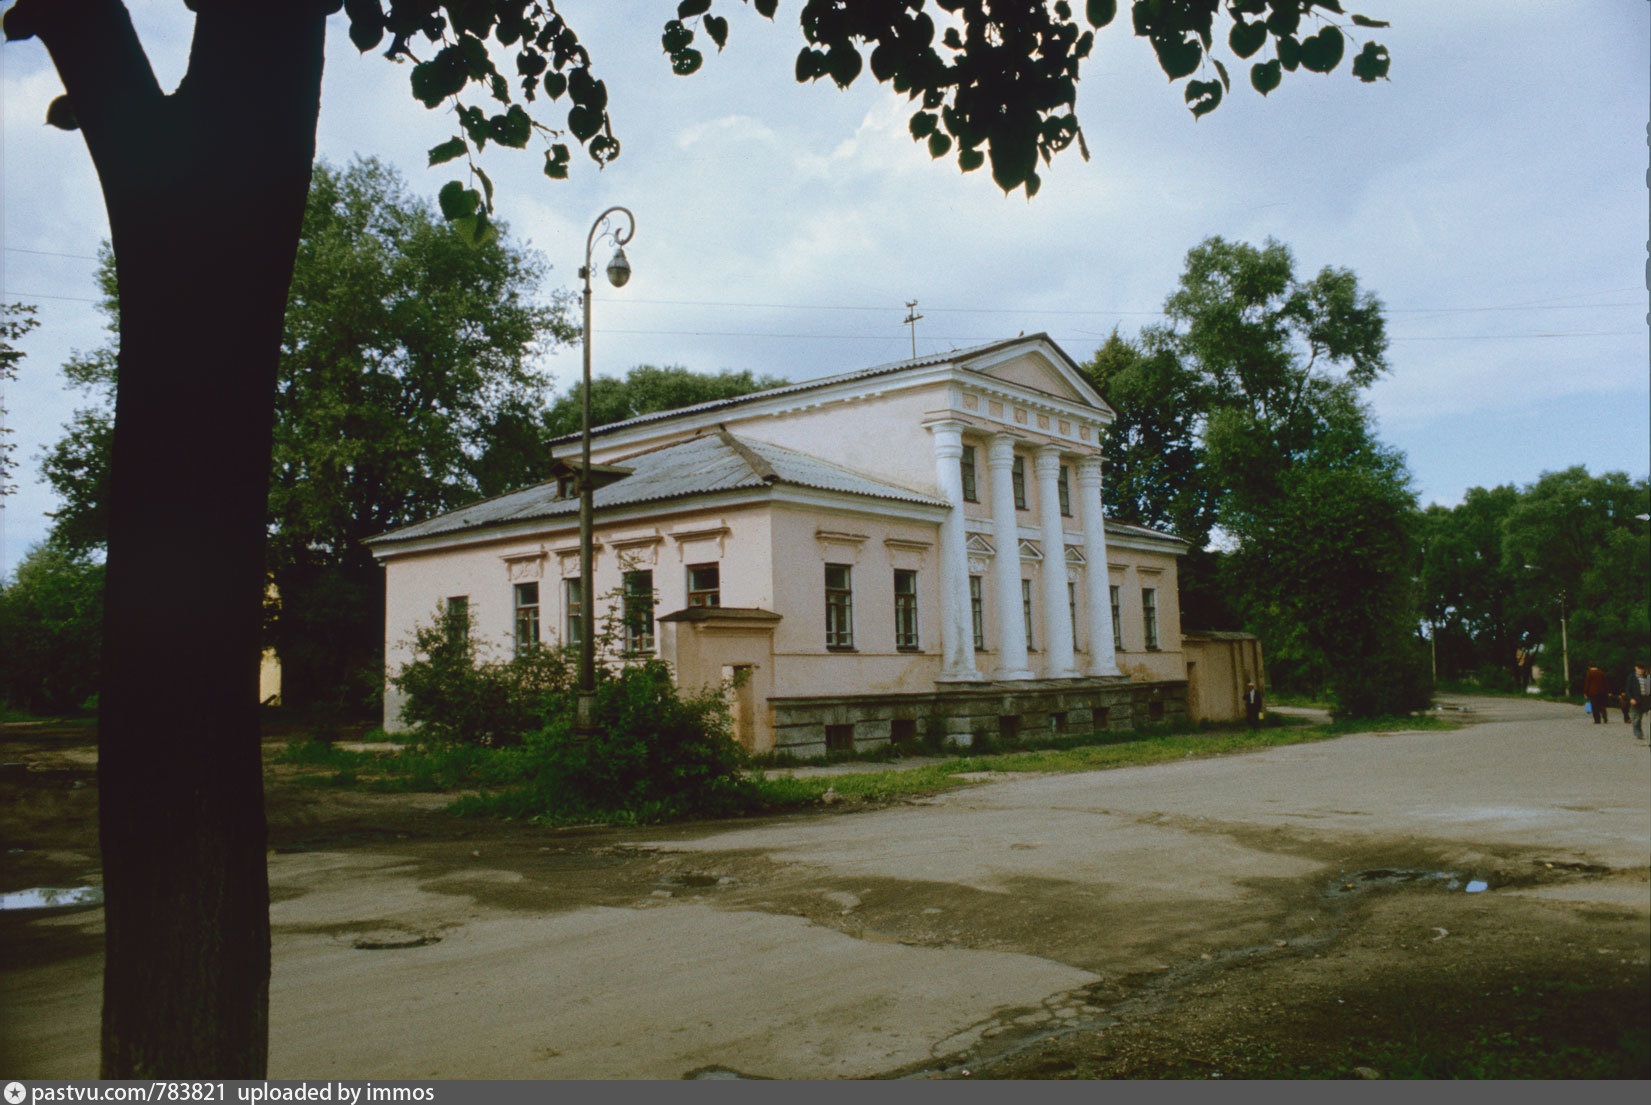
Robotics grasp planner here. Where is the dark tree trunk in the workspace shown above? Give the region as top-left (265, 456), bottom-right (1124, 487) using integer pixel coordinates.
top-left (11, 0), bottom-right (330, 1077)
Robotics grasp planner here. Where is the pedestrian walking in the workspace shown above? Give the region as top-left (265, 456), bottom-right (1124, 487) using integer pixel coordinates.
top-left (1625, 662), bottom-right (1651, 742)
top-left (1582, 663), bottom-right (1611, 724)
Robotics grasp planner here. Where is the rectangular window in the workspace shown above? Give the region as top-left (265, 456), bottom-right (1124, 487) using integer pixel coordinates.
top-left (1110, 584), bottom-right (1123, 651)
top-left (1058, 465), bottom-right (1072, 516)
top-left (563, 578), bottom-right (583, 647)
top-left (443, 595), bottom-right (469, 648)
top-left (893, 569), bottom-right (919, 651)
top-left (969, 575), bottom-right (985, 651)
top-left (825, 563), bottom-right (855, 649)
top-left (513, 582), bottom-right (540, 654)
top-left (891, 718), bottom-right (918, 746)
top-left (1021, 578), bottom-right (1034, 649)
top-left (686, 563), bottom-right (720, 607)
top-left (1011, 454), bottom-right (1027, 510)
top-left (623, 570), bottom-right (654, 654)
top-left (1143, 587), bottom-right (1159, 650)
top-left (825, 723), bottom-right (854, 752)
top-left (960, 444), bottom-right (978, 503)
top-left (1068, 580), bottom-right (1079, 650)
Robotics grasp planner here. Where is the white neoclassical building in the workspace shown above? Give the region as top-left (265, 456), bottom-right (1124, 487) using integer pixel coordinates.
top-left (368, 334), bottom-right (1199, 753)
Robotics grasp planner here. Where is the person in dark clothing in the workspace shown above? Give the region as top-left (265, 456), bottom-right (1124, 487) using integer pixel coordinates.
top-left (1582, 663), bottom-right (1610, 723)
top-left (1625, 663), bottom-right (1651, 742)
top-left (1244, 681), bottom-right (1264, 728)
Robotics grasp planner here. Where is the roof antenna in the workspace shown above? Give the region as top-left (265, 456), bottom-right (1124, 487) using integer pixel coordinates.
top-left (902, 299), bottom-right (924, 359)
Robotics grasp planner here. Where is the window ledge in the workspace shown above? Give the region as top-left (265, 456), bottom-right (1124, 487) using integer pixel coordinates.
top-left (826, 646), bottom-right (859, 653)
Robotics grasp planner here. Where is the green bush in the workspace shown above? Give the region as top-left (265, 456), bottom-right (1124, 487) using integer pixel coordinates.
top-left (389, 611), bottom-right (575, 746)
top-left (1329, 632), bottom-right (1434, 720)
top-left (459, 659), bottom-right (759, 822)
top-left (393, 595), bottom-right (757, 822)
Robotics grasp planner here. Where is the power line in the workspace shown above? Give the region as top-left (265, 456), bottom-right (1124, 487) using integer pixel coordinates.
top-left (595, 294), bottom-right (1638, 318)
top-left (3, 247), bottom-right (101, 262)
top-left (1, 290), bottom-right (101, 304)
top-left (592, 326), bottom-right (1643, 344)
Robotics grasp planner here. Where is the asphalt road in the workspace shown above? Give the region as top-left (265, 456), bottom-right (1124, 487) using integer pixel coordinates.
top-left (5, 694), bottom-right (1648, 1078)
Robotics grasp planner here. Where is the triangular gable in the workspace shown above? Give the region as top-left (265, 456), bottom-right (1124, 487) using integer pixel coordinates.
top-left (958, 335), bottom-right (1113, 415)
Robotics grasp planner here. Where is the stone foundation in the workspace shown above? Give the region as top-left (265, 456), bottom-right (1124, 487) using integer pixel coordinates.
top-left (768, 677), bottom-right (1187, 758)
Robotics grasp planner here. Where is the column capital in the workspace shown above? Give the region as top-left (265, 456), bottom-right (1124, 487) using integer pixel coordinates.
top-left (1033, 443), bottom-right (1064, 476)
top-left (926, 418), bottom-right (967, 459)
top-left (1075, 454), bottom-right (1104, 485)
top-left (986, 432), bottom-right (1021, 468)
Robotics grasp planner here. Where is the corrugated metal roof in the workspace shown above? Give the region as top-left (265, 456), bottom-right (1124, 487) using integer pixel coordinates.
top-left (368, 431), bottom-right (947, 547)
top-left (545, 335), bottom-right (1050, 445)
top-left (1107, 519), bottom-right (1189, 546)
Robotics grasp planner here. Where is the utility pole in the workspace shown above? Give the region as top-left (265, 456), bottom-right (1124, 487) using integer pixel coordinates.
top-left (903, 299), bottom-right (923, 359)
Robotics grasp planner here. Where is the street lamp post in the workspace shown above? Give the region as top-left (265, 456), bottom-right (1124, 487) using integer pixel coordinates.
top-left (575, 206), bottom-right (635, 737)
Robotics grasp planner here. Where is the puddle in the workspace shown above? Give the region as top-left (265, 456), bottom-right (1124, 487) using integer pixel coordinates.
top-left (0, 886), bottom-right (104, 912)
top-left (353, 934), bottom-right (440, 950)
top-left (1330, 869), bottom-right (1493, 894)
top-left (684, 1067), bottom-right (768, 1080)
top-left (1535, 860), bottom-right (1611, 874)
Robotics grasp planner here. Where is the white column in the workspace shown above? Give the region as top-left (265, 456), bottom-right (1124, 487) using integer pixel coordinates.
top-left (1076, 455), bottom-right (1121, 677)
top-left (1034, 445), bottom-right (1078, 677)
top-left (985, 433), bottom-right (1033, 680)
top-left (928, 420), bottom-right (983, 681)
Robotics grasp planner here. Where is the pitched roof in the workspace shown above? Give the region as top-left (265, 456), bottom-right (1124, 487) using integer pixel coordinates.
top-left (546, 334), bottom-right (1083, 446)
top-left (367, 430), bottom-right (948, 547)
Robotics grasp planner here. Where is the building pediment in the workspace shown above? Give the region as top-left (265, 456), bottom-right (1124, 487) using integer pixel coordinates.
top-left (958, 336), bottom-right (1111, 414)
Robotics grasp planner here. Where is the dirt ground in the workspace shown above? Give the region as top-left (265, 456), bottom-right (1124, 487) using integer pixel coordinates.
top-left (2, 706), bottom-right (1648, 1079)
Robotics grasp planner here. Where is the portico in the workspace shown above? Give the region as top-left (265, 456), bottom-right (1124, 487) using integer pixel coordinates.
top-left (923, 417), bottom-right (1125, 685)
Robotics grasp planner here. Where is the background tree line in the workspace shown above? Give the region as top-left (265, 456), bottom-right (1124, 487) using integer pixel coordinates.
top-left (10, 217), bottom-right (1647, 719)
top-left (1082, 235), bottom-right (1648, 710)
top-left (1418, 468), bottom-right (1649, 695)
top-left (2, 158), bottom-right (782, 717)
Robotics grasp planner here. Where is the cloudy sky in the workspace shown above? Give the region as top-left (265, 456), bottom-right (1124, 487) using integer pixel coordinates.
top-left (2, 1), bottom-right (1646, 576)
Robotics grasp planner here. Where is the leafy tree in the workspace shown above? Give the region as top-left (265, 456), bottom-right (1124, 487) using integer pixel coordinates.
top-left (0, 542), bottom-right (104, 713)
top-left (2, 0), bottom-right (1392, 1077)
top-left (1502, 467), bottom-right (1649, 693)
top-left (1415, 485), bottom-right (1526, 685)
top-left (1, 302), bottom-right (41, 496)
top-left (1082, 329), bottom-right (1212, 547)
top-left (41, 159), bottom-right (574, 711)
top-left (1085, 236), bottom-right (1417, 711)
top-left (1226, 417), bottom-right (1429, 716)
top-left (542, 363), bottom-right (790, 441)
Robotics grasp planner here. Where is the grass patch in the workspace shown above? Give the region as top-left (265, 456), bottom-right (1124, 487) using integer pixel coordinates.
top-left (276, 737), bottom-right (535, 791)
top-left (745, 714), bottom-right (1457, 811)
top-left (275, 713), bottom-right (1459, 825)
top-left (1264, 692), bottom-right (1334, 709)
